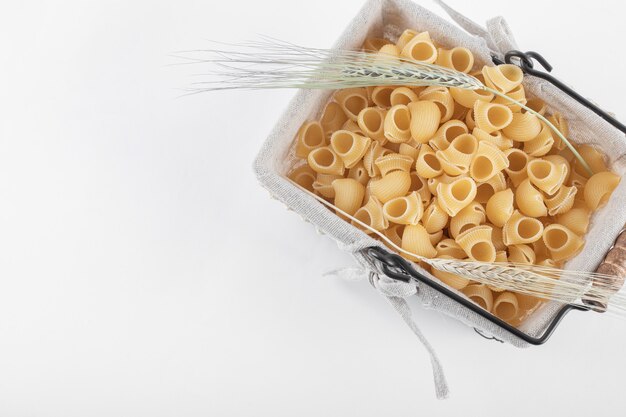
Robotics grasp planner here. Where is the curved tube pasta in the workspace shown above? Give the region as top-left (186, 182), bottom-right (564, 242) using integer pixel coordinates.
top-left (525, 97), bottom-right (547, 115)
top-left (486, 189), bottom-right (514, 227)
top-left (363, 141), bottom-right (392, 177)
top-left (383, 191), bottom-right (424, 225)
top-left (395, 29), bottom-right (419, 51)
top-left (401, 224), bottom-right (437, 260)
top-left (348, 161), bottom-right (370, 186)
top-left (332, 178), bottom-right (365, 217)
top-left (352, 196), bottom-right (388, 233)
top-left (436, 134), bottom-right (478, 176)
top-left (523, 124), bottom-right (554, 157)
top-left (508, 244), bottom-right (536, 264)
top-left (427, 173), bottom-right (459, 196)
top-left (473, 101), bottom-right (513, 133)
top-left (390, 87), bottom-right (418, 106)
top-left (428, 229), bottom-right (444, 246)
top-left (409, 171), bottom-right (432, 205)
top-left (465, 107), bottom-right (476, 130)
top-left (547, 112), bottom-right (569, 149)
top-left (482, 64), bottom-right (524, 93)
top-left (557, 207), bottom-right (591, 236)
top-left (334, 88), bottom-right (369, 121)
top-left (295, 121), bottom-right (326, 158)
top-left (369, 170), bottom-right (412, 203)
top-left (475, 172), bottom-right (507, 204)
top-left (502, 210), bottom-right (544, 245)
top-left (357, 107), bottom-right (387, 142)
top-left (415, 144), bottom-right (443, 178)
top-left (341, 119), bottom-right (364, 135)
top-left (449, 86), bottom-right (493, 109)
top-left (312, 173), bottom-right (342, 198)
top-left (502, 112), bottom-right (542, 142)
top-left (515, 179), bottom-right (548, 218)
top-left (575, 145), bottom-right (608, 176)
top-left (371, 86), bottom-right (395, 108)
top-left (375, 153), bottom-right (414, 176)
top-left (527, 159), bottom-right (567, 195)
top-left (543, 224), bottom-right (585, 261)
top-left (462, 284), bottom-right (494, 312)
top-left (422, 198), bottom-right (450, 233)
top-left (432, 255), bottom-right (470, 289)
top-left (450, 201), bottom-right (486, 238)
top-left (584, 171), bottom-right (621, 210)
top-left (504, 148), bottom-right (532, 187)
top-left (288, 164), bottom-right (317, 192)
top-left (320, 101), bottom-right (348, 134)
top-left (470, 141), bottom-right (509, 182)
top-left (430, 119), bottom-right (468, 151)
top-left (543, 155), bottom-right (570, 182)
top-left (489, 225), bottom-right (507, 251)
top-left (435, 238), bottom-right (467, 259)
top-left (362, 37), bottom-right (392, 52)
top-left (400, 34), bottom-right (437, 64)
top-left (377, 44), bottom-right (400, 58)
top-left (330, 130), bottom-right (371, 169)
top-left (456, 225), bottom-right (496, 262)
top-left (493, 292), bottom-right (519, 322)
top-left (436, 47), bottom-right (474, 73)
top-left (383, 223), bottom-right (404, 247)
top-left (419, 86), bottom-right (454, 122)
top-left (545, 185), bottom-right (577, 216)
top-left (451, 101), bottom-right (469, 121)
top-left (437, 177), bottom-right (477, 216)
top-left (399, 143), bottom-right (420, 160)
top-left (492, 84), bottom-right (527, 112)
top-left (307, 146), bottom-right (345, 175)
top-left (472, 127), bottom-right (513, 150)
top-left (408, 101), bottom-right (441, 144)
top-left (384, 104), bottom-right (412, 143)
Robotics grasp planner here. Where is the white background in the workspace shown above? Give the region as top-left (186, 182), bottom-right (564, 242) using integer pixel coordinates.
top-left (1, 0), bottom-right (625, 415)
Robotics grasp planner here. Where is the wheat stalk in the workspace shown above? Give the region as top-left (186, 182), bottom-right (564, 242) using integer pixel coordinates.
top-left (287, 179), bottom-right (626, 317)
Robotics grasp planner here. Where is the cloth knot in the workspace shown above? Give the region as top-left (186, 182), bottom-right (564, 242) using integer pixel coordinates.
top-left (369, 271), bottom-right (418, 298)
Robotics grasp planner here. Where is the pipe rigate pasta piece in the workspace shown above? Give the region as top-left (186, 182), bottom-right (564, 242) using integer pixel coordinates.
top-left (307, 146), bottom-right (345, 175)
top-left (384, 104), bottom-right (413, 143)
top-left (401, 224), bottom-right (437, 260)
top-left (504, 148), bottom-right (532, 187)
top-left (449, 201), bottom-right (486, 238)
top-left (456, 225), bottom-right (497, 262)
top-left (347, 161), bottom-right (370, 186)
top-left (492, 84), bottom-right (527, 112)
top-left (584, 171), bottom-right (621, 210)
top-left (523, 124), bottom-right (554, 157)
top-left (400, 32), bottom-right (437, 64)
top-left (332, 179), bottom-right (365, 217)
top-left (508, 244), bottom-right (536, 265)
top-left (545, 185), bottom-right (577, 216)
top-left (502, 210), bottom-right (544, 245)
top-left (449, 86), bottom-right (493, 109)
top-left (341, 119), bottom-right (364, 135)
top-left (475, 172), bottom-right (507, 204)
top-left (436, 177), bottom-right (477, 216)
top-left (419, 86), bottom-right (454, 122)
top-left (546, 112), bottom-right (569, 149)
top-left (369, 170), bottom-right (412, 203)
top-left (493, 292), bottom-right (519, 322)
top-left (482, 64), bottom-right (524, 93)
top-left (377, 44), bottom-right (400, 58)
top-left (432, 255), bottom-right (470, 290)
top-left (472, 127), bottom-right (513, 150)
top-left (486, 189), bottom-right (514, 227)
top-left (330, 130), bottom-right (371, 169)
top-left (295, 121), bottom-right (326, 159)
top-left (362, 37), bottom-right (392, 52)
top-left (428, 229), bottom-right (444, 246)
top-left (352, 196), bottom-right (388, 234)
top-left (575, 145), bottom-right (608, 176)
top-left (525, 98), bottom-right (547, 115)
top-left (375, 153), bottom-right (414, 176)
top-left (515, 179), bottom-right (548, 218)
top-left (383, 223), bottom-right (404, 247)
top-left (383, 191), bottom-right (424, 225)
top-left (363, 141), bottom-right (392, 177)
top-left (557, 207), bottom-right (591, 236)
top-left (415, 144), bottom-right (443, 179)
top-left (435, 238), bottom-right (467, 259)
top-left (312, 173), bottom-right (342, 198)
top-left (390, 87), bottom-right (418, 106)
top-left (409, 171), bottom-right (432, 205)
top-left (470, 141), bottom-right (509, 182)
top-left (334, 88), bottom-right (369, 122)
top-left (502, 112), bottom-right (542, 142)
top-left (395, 29), bottom-right (418, 51)
top-left (436, 133), bottom-right (478, 176)
top-left (488, 225), bottom-right (507, 251)
top-left (435, 47), bottom-right (474, 73)
top-left (288, 164), bottom-right (317, 192)
top-left (462, 284), bottom-right (494, 312)
top-left (408, 101), bottom-right (441, 144)
top-left (422, 198), bottom-right (450, 233)
top-left (399, 143), bottom-right (420, 160)
top-left (371, 86), bottom-right (395, 109)
top-left (527, 159), bottom-right (567, 195)
top-left (473, 101), bottom-right (513, 133)
top-left (320, 101), bottom-right (348, 135)
top-left (465, 106), bottom-right (476, 130)
top-left (430, 119), bottom-right (468, 151)
top-left (543, 224), bottom-right (585, 262)
top-left (427, 173), bottom-right (460, 196)
top-left (357, 107), bottom-right (386, 142)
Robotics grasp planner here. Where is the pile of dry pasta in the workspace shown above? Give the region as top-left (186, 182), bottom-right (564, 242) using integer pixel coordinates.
top-left (288, 29), bottom-right (621, 326)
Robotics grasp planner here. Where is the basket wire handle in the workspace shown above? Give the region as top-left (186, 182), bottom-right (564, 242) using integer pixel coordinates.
top-left (492, 50), bottom-right (626, 134)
